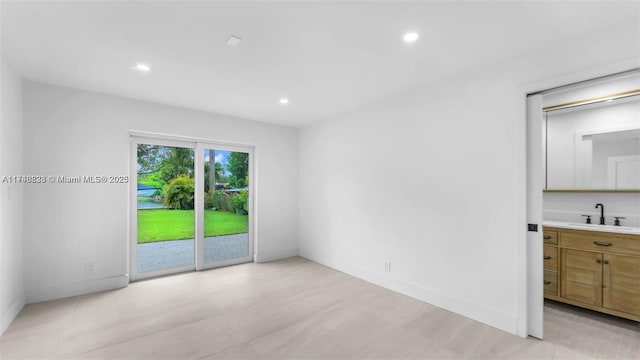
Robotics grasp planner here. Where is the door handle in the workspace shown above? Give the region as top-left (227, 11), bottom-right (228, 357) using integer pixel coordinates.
top-left (543, 256), bottom-right (551, 260)
top-left (593, 241), bottom-right (612, 247)
top-left (544, 281), bottom-right (551, 285)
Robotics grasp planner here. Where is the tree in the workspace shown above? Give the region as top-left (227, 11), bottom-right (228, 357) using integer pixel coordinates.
top-left (227, 152), bottom-right (248, 188)
top-left (159, 147), bottom-right (194, 183)
top-left (137, 145), bottom-right (194, 183)
top-left (204, 161), bottom-right (226, 193)
top-left (137, 144), bottom-right (169, 175)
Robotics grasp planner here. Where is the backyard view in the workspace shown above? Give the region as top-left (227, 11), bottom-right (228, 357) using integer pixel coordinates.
top-left (137, 144), bottom-right (250, 273)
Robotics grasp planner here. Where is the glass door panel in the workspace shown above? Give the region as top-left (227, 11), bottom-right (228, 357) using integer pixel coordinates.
top-left (201, 147), bottom-right (251, 267)
top-left (135, 142), bottom-right (195, 275)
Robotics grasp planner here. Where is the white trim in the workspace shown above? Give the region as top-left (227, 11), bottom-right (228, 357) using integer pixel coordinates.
top-left (129, 137), bottom-right (137, 281)
top-left (255, 248), bottom-right (299, 263)
top-left (526, 94), bottom-right (544, 339)
top-left (26, 275), bottom-right (129, 303)
top-left (129, 130), bottom-right (253, 150)
top-left (1, 294), bottom-right (25, 335)
top-left (195, 144), bottom-right (205, 270)
top-left (514, 92), bottom-right (529, 337)
top-left (300, 253), bottom-right (517, 334)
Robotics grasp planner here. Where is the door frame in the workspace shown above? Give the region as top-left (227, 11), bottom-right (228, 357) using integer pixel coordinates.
top-left (129, 132), bottom-right (255, 281)
top-left (526, 94), bottom-right (545, 339)
top-left (519, 61), bottom-right (639, 338)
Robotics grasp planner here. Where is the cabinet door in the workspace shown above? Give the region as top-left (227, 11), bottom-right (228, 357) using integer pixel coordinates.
top-left (603, 254), bottom-right (640, 316)
top-left (543, 230), bottom-right (558, 245)
top-left (543, 245), bottom-right (558, 271)
top-left (544, 270), bottom-right (558, 296)
top-left (561, 249), bottom-right (602, 306)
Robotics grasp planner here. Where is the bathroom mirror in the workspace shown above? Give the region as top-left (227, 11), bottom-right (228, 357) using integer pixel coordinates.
top-left (545, 94), bottom-right (640, 192)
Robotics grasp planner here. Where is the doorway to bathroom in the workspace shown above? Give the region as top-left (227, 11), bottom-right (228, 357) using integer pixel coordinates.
top-left (526, 69), bottom-right (640, 340)
top-left (130, 135), bottom-right (254, 281)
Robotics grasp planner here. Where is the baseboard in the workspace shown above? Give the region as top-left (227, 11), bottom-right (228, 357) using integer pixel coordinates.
top-left (25, 274), bottom-right (129, 304)
top-left (254, 247), bottom-right (299, 263)
top-left (1, 293), bottom-right (25, 335)
top-left (301, 252), bottom-right (518, 335)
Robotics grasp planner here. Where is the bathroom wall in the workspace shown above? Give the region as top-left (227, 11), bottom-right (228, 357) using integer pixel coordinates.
top-left (544, 193), bottom-right (640, 227)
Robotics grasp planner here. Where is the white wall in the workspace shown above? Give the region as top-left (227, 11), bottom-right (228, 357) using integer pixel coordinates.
top-left (299, 22), bottom-right (640, 335)
top-left (544, 192), bottom-right (640, 227)
top-left (22, 81), bottom-right (299, 303)
top-left (299, 67), bottom-right (524, 334)
top-left (0, 61), bottom-right (25, 334)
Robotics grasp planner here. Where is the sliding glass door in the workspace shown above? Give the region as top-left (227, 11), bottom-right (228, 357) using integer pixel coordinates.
top-left (130, 136), bottom-right (253, 280)
top-left (196, 145), bottom-right (252, 270)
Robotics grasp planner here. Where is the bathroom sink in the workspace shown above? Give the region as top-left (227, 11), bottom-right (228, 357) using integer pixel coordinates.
top-left (567, 223), bottom-right (634, 231)
top-left (543, 220), bottom-right (640, 235)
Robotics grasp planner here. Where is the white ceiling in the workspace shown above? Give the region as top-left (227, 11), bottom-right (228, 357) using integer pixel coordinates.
top-left (1, 1), bottom-right (639, 127)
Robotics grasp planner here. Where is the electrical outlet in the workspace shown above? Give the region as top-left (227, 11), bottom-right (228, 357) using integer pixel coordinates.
top-left (85, 263), bottom-right (94, 274)
top-left (384, 261), bottom-right (392, 273)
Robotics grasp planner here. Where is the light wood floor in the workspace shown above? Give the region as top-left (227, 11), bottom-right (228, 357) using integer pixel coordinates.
top-left (1, 257), bottom-right (638, 359)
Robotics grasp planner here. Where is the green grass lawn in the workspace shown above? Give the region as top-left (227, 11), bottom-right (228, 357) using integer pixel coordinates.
top-left (137, 209), bottom-right (248, 243)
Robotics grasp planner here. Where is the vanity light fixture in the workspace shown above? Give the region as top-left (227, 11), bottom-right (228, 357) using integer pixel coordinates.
top-left (403, 32), bottom-right (419, 43)
top-left (279, 98), bottom-right (289, 105)
top-left (132, 63), bottom-right (151, 72)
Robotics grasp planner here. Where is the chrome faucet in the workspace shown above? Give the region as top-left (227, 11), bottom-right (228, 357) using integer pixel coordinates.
top-left (595, 203), bottom-right (605, 225)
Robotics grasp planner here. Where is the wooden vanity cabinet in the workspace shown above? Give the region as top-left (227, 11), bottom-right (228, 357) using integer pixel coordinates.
top-left (543, 230), bottom-right (559, 297)
top-left (544, 227), bottom-right (640, 322)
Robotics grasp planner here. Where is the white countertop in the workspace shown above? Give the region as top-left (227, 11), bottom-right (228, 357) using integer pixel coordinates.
top-left (543, 220), bottom-right (640, 235)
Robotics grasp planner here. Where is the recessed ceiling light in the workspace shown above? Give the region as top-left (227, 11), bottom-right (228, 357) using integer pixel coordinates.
top-left (227, 35), bottom-right (242, 47)
top-left (279, 98), bottom-right (289, 105)
top-left (403, 32), bottom-right (419, 43)
top-left (132, 63), bottom-right (151, 72)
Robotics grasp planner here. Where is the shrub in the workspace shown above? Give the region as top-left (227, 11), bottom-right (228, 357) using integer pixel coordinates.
top-left (163, 175), bottom-right (194, 210)
top-left (204, 191), bottom-right (216, 209)
top-left (232, 190), bottom-right (249, 213)
top-left (204, 190), bottom-right (235, 211)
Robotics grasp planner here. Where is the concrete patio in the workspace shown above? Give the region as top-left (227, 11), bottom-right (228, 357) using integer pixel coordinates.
top-left (137, 233), bottom-right (249, 273)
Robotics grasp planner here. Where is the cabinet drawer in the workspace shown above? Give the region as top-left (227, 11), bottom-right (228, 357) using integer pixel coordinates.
top-left (543, 230), bottom-right (558, 245)
top-left (560, 232), bottom-right (640, 256)
top-left (544, 245), bottom-right (558, 271)
top-left (544, 270), bottom-right (558, 296)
